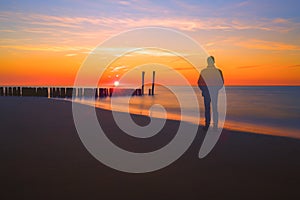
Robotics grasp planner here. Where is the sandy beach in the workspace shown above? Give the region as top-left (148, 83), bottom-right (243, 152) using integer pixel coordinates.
top-left (1, 96), bottom-right (300, 199)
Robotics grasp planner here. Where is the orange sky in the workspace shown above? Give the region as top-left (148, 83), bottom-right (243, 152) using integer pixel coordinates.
top-left (1, 45), bottom-right (299, 86)
top-left (1, 0), bottom-right (300, 86)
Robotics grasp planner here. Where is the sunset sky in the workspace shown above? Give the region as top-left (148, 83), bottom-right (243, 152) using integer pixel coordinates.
top-left (1, 0), bottom-right (300, 86)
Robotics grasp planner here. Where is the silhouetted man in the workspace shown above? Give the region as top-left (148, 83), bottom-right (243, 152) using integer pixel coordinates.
top-left (198, 56), bottom-right (224, 130)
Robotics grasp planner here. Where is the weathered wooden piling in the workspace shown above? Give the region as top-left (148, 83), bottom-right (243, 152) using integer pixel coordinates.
top-left (8, 87), bottom-right (13, 96)
top-left (109, 88), bottom-right (113, 97)
top-left (98, 88), bottom-right (102, 97)
top-left (53, 88), bottom-right (59, 97)
top-left (95, 88), bottom-right (99, 98)
top-left (65, 88), bottom-right (73, 98)
top-left (1, 86), bottom-right (145, 98)
top-left (83, 88), bottom-right (96, 98)
top-left (142, 71), bottom-right (145, 95)
top-left (50, 88), bottom-right (53, 97)
top-left (12, 87), bottom-right (21, 96)
top-left (57, 88), bottom-right (60, 97)
top-left (109, 88), bottom-right (142, 97)
top-left (135, 89), bottom-right (142, 96)
top-left (77, 88), bottom-right (82, 97)
top-left (151, 71), bottom-right (155, 96)
top-left (12, 87), bottom-right (17, 96)
top-left (0, 87), bottom-right (3, 96)
top-left (36, 88), bottom-right (42, 96)
top-left (60, 88), bottom-right (66, 98)
top-left (57, 88), bottom-right (61, 97)
top-left (49, 87), bottom-right (53, 97)
top-left (17, 87), bottom-right (21, 96)
top-left (22, 87), bottom-right (37, 96)
top-left (37, 87), bottom-right (48, 97)
top-left (52, 88), bottom-right (56, 97)
top-left (98, 88), bottom-right (107, 98)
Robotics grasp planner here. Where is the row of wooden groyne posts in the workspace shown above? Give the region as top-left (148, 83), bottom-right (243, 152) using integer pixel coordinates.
top-left (0, 86), bottom-right (156, 98)
top-left (0, 71), bottom-right (156, 98)
top-left (0, 71), bottom-right (155, 98)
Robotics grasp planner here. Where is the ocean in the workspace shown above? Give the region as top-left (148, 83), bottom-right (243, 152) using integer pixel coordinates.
top-left (72, 86), bottom-right (300, 139)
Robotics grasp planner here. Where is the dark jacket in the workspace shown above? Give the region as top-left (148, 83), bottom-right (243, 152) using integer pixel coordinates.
top-left (198, 66), bottom-right (224, 97)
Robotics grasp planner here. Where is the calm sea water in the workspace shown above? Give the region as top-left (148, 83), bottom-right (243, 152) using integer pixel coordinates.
top-left (72, 86), bottom-right (300, 139)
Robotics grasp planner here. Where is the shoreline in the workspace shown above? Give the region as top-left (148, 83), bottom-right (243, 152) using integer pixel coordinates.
top-left (2, 95), bottom-right (300, 140)
top-left (63, 96), bottom-right (300, 140)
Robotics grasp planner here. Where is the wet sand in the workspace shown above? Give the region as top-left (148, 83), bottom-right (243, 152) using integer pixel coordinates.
top-left (1, 97), bottom-right (300, 199)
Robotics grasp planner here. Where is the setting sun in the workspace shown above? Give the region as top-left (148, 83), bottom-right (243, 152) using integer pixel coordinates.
top-left (114, 81), bottom-right (120, 87)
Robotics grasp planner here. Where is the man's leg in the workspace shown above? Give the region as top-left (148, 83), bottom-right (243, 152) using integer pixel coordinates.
top-left (211, 92), bottom-right (219, 128)
top-left (204, 95), bottom-right (211, 127)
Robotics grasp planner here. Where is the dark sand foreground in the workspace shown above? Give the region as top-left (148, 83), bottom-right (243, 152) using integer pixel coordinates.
top-left (1, 97), bottom-right (300, 199)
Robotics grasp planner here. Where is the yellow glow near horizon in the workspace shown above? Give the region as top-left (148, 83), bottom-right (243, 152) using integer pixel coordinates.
top-left (114, 81), bottom-right (120, 87)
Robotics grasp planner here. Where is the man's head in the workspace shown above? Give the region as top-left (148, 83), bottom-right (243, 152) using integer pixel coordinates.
top-left (207, 56), bottom-right (215, 66)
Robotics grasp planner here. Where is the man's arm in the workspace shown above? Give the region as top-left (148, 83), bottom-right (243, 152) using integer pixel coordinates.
top-left (198, 74), bottom-right (206, 90)
top-left (219, 69), bottom-right (224, 84)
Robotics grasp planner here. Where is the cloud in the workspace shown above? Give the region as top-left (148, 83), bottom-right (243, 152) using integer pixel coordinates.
top-left (1, 11), bottom-right (299, 54)
top-left (236, 1), bottom-right (250, 7)
top-left (235, 64), bottom-right (300, 70)
top-left (65, 53), bottom-right (77, 57)
top-left (118, 1), bottom-right (131, 6)
top-left (0, 45), bottom-right (92, 52)
top-left (132, 49), bottom-right (180, 57)
top-left (1, 11), bottom-right (298, 33)
top-left (236, 65), bottom-right (262, 69)
top-left (111, 65), bottom-right (127, 72)
top-left (236, 39), bottom-right (300, 51)
top-left (173, 67), bottom-right (194, 71)
top-left (273, 18), bottom-right (290, 24)
top-left (287, 64), bottom-right (300, 68)
top-left (0, 29), bottom-right (16, 33)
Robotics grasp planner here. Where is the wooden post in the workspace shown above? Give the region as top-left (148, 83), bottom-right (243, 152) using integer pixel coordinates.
top-left (8, 87), bottom-right (12, 96)
top-left (12, 87), bottom-right (17, 96)
top-left (141, 71), bottom-right (145, 95)
top-left (151, 71), bottom-right (155, 96)
top-left (66, 88), bottom-right (73, 98)
top-left (17, 87), bottom-right (21, 96)
top-left (47, 87), bottom-right (50, 98)
top-left (77, 88), bottom-right (80, 97)
top-left (109, 88), bottom-right (113, 97)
